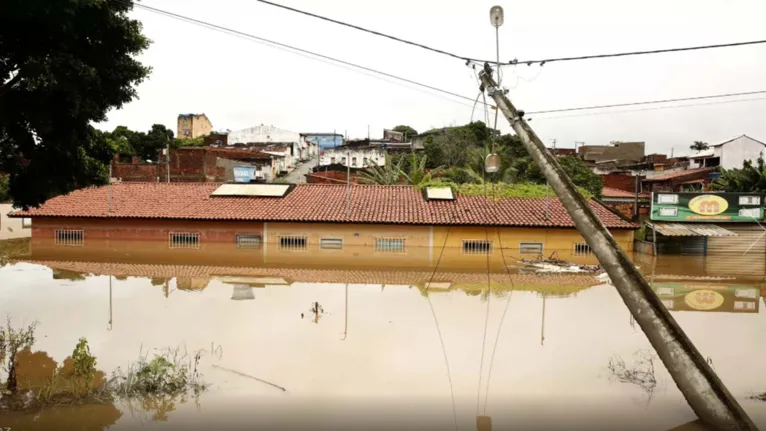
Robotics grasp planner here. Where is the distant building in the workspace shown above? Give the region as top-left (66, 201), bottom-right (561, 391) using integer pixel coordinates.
top-left (642, 167), bottom-right (718, 193)
top-left (227, 125), bottom-right (309, 165)
top-left (321, 142), bottom-right (386, 168)
top-left (177, 114), bottom-right (213, 139)
top-left (579, 141), bottom-right (646, 169)
top-left (301, 133), bottom-right (344, 150)
top-left (689, 135), bottom-right (766, 170)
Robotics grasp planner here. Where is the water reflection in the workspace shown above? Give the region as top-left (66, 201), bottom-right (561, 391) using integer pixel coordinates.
top-left (0, 239), bottom-right (765, 429)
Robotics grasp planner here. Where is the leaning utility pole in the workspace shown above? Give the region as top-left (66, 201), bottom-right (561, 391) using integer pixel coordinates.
top-left (478, 65), bottom-right (756, 431)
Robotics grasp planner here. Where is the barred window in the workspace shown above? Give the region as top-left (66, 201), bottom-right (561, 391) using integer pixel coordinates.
top-left (375, 238), bottom-right (406, 253)
top-left (236, 234), bottom-right (262, 248)
top-left (573, 242), bottom-right (593, 256)
top-left (519, 242), bottom-right (543, 255)
top-left (169, 232), bottom-right (200, 249)
top-left (320, 238), bottom-right (343, 250)
top-left (462, 240), bottom-right (492, 255)
top-left (55, 229), bottom-right (84, 246)
top-left (279, 235), bottom-right (308, 251)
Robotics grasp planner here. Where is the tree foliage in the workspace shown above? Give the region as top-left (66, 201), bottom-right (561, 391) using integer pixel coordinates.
top-left (690, 141), bottom-right (709, 152)
top-left (392, 125), bottom-right (418, 139)
top-left (0, 0), bottom-right (151, 207)
top-left (712, 157), bottom-right (766, 192)
top-left (0, 174), bottom-right (8, 202)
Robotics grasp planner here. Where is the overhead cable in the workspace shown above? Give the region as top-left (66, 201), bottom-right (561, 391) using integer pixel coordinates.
top-left (252, 0), bottom-right (766, 67)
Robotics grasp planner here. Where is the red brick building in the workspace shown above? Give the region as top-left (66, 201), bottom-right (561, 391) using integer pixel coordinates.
top-left (601, 187), bottom-right (650, 218)
top-left (641, 167), bottom-right (718, 193)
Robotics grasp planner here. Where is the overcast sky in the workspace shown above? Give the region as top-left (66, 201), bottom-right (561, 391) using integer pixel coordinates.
top-left (96, 0), bottom-right (766, 157)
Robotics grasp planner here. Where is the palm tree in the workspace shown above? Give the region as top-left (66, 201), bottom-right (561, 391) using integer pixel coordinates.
top-left (690, 141), bottom-right (709, 153)
top-left (398, 153), bottom-right (445, 187)
top-left (357, 156), bottom-right (403, 185)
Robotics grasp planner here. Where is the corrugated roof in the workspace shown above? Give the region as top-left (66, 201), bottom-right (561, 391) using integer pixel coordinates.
top-left (11, 183), bottom-right (636, 229)
top-left (642, 167), bottom-right (717, 182)
top-left (601, 187), bottom-right (649, 199)
top-left (648, 222), bottom-right (737, 237)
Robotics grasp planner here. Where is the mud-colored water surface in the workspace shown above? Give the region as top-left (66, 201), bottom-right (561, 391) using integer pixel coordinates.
top-left (1, 241), bottom-right (765, 430)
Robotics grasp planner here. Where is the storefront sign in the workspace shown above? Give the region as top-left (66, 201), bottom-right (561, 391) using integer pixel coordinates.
top-left (233, 166), bottom-right (255, 183)
top-left (650, 192), bottom-right (763, 222)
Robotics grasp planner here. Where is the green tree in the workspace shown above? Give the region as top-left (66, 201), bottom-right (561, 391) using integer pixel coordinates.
top-left (712, 157), bottom-right (766, 192)
top-left (690, 141), bottom-right (709, 153)
top-left (0, 0), bottom-right (151, 207)
top-left (172, 136), bottom-right (205, 148)
top-left (523, 156), bottom-right (603, 198)
top-left (0, 174), bottom-right (9, 202)
top-left (392, 125), bottom-right (418, 140)
top-left (398, 153), bottom-right (444, 187)
top-left (358, 156), bottom-right (403, 185)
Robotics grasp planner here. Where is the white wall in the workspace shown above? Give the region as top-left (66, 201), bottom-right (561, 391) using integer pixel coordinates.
top-left (228, 125), bottom-right (301, 164)
top-left (0, 204), bottom-right (31, 240)
top-left (718, 136), bottom-right (766, 170)
top-left (321, 148), bottom-right (385, 168)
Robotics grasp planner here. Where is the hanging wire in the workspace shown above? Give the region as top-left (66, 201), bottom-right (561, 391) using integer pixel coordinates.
top-left (424, 226), bottom-right (459, 431)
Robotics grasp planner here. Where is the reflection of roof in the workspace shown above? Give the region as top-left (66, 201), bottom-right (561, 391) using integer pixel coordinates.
top-left (647, 222), bottom-right (737, 237)
top-left (23, 259), bottom-right (598, 289)
top-left (601, 187), bottom-right (649, 199)
top-left (12, 183), bottom-right (636, 228)
top-left (642, 167), bottom-right (716, 182)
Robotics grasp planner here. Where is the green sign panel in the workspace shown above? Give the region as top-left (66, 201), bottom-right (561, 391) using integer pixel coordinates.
top-left (650, 192), bottom-right (763, 222)
top-left (653, 282), bottom-right (759, 313)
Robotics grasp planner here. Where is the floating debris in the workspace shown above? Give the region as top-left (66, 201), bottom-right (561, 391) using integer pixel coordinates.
top-left (517, 255), bottom-right (601, 274)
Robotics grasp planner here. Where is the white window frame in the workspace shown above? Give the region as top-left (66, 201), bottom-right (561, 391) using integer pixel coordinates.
top-left (54, 229), bottom-right (84, 247)
top-left (278, 235), bottom-right (308, 251)
top-left (21, 218), bottom-right (32, 229)
top-left (519, 242), bottom-right (544, 255)
top-left (657, 194), bottom-right (679, 204)
top-left (375, 237), bottom-right (406, 254)
top-left (659, 207), bottom-right (678, 217)
top-left (169, 232), bottom-right (200, 249)
top-left (320, 238), bottom-right (344, 250)
top-left (462, 240), bottom-right (492, 255)
top-left (739, 196), bottom-right (761, 206)
top-left (236, 234), bottom-right (262, 249)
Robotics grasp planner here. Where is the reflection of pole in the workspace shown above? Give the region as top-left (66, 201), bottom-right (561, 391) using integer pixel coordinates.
top-left (107, 275), bottom-right (113, 331)
top-left (341, 284), bottom-right (348, 340)
top-left (540, 294), bottom-right (546, 346)
top-left (164, 280), bottom-right (169, 298)
top-left (479, 68), bottom-right (756, 430)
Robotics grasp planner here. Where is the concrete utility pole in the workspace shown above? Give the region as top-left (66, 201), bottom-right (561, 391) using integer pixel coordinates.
top-left (633, 170), bottom-right (642, 221)
top-left (166, 142), bottom-right (171, 183)
top-left (478, 66), bottom-right (756, 431)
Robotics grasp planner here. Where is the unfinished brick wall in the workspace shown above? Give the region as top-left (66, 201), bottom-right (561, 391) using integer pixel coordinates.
top-left (112, 163), bottom-right (159, 182)
top-left (601, 174), bottom-right (638, 192)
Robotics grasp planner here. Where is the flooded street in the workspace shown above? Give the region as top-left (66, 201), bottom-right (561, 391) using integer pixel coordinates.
top-left (1, 241), bottom-right (765, 430)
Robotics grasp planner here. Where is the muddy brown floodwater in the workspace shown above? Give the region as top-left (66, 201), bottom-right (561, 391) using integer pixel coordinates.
top-left (0, 241), bottom-right (765, 430)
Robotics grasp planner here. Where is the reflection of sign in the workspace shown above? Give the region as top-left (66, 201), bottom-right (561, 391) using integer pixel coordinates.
top-left (688, 195), bottom-right (728, 216)
top-left (684, 290), bottom-right (724, 311)
top-left (653, 282), bottom-right (759, 313)
top-left (233, 166), bottom-right (255, 183)
top-left (651, 192), bottom-right (763, 222)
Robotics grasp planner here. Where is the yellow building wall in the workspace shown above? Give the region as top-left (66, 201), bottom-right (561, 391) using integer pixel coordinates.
top-left (177, 114), bottom-right (212, 139)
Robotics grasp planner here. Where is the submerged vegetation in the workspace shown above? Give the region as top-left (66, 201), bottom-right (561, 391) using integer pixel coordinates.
top-left (0, 319), bottom-right (209, 413)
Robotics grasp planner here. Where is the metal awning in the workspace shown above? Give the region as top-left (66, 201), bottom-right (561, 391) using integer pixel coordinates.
top-left (647, 222), bottom-right (737, 237)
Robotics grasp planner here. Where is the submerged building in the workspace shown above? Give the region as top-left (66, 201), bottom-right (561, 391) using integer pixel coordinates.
top-left (10, 183), bottom-right (636, 267)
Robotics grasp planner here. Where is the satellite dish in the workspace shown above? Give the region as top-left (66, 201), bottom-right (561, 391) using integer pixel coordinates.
top-left (485, 153), bottom-right (501, 173)
top-left (490, 6), bottom-right (504, 27)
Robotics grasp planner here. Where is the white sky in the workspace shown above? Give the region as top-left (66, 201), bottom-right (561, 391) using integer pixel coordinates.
top-left (96, 0), bottom-right (766, 157)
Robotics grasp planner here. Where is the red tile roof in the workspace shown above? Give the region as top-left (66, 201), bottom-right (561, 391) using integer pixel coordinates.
top-left (601, 187), bottom-right (649, 199)
top-left (11, 183), bottom-right (636, 229)
top-left (642, 167), bottom-right (717, 182)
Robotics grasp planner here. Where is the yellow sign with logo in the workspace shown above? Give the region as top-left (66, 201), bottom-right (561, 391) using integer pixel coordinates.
top-left (684, 289), bottom-right (725, 311)
top-left (688, 195), bottom-right (729, 216)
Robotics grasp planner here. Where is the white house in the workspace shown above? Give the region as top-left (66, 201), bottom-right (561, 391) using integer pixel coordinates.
top-left (689, 135), bottom-right (766, 170)
top-left (321, 145), bottom-right (386, 169)
top-left (227, 125), bottom-right (302, 164)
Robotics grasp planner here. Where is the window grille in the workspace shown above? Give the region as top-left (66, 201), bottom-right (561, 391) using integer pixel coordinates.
top-left (55, 229), bottom-right (84, 246)
top-left (236, 234), bottom-right (262, 248)
top-left (320, 238), bottom-right (343, 250)
top-left (519, 242), bottom-right (543, 255)
top-left (375, 238), bottom-right (406, 253)
top-left (279, 235), bottom-right (308, 251)
top-left (462, 240), bottom-right (492, 255)
top-left (573, 242), bottom-right (593, 255)
top-left (169, 232), bottom-right (200, 249)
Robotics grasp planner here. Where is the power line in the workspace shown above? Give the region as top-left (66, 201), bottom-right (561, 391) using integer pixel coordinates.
top-left (512, 39), bottom-right (766, 66)
top-left (121, 0), bottom-right (482, 107)
top-left (255, 0), bottom-right (492, 64)
top-left (527, 90), bottom-right (766, 115)
top-left (530, 96), bottom-right (766, 121)
top-left (122, 1), bottom-right (766, 121)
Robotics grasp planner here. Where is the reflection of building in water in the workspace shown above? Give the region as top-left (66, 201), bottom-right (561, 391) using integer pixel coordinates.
top-left (231, 285), bottom-right (255, 301)
top-left (12, 183), bottom-right (635, 270)
top-left (653, 283), bottom-right (760, 313)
